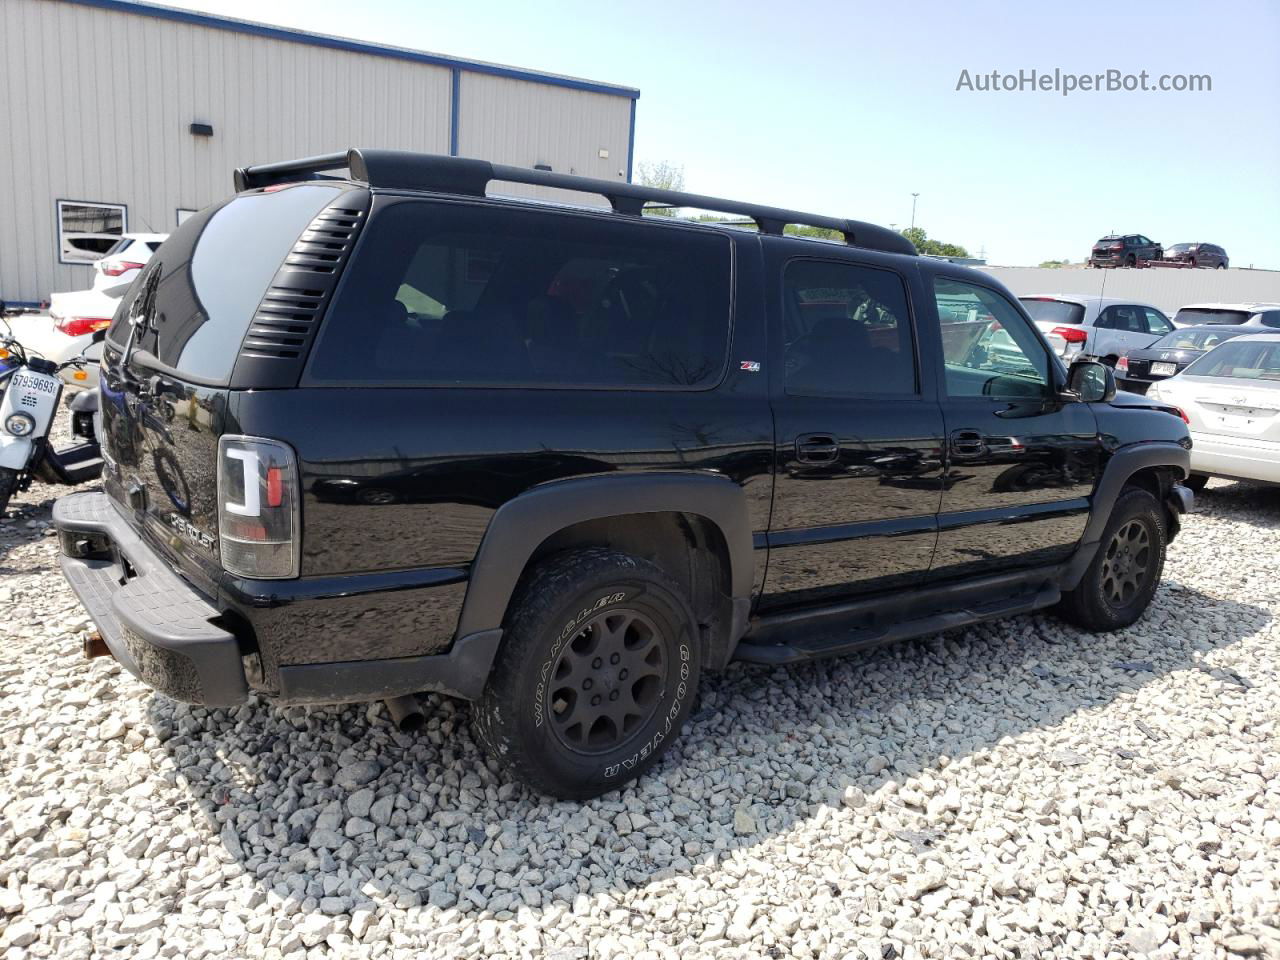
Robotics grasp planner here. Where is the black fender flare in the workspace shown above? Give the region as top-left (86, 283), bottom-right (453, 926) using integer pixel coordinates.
top-left (1064, 440), bottom-right (1191, 588)
top-left (454, 472), bottom-right (756, 643)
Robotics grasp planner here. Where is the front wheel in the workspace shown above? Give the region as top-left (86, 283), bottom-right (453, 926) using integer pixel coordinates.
top-left (1055, 487), bottom-right (1166, 631)
top-left (0, 467), bottom-right (18, 516)
top-left (474, 548), bottom-right (701, 800)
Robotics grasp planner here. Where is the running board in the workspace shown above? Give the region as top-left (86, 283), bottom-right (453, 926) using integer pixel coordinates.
top-left (734, 571), bottom-right (1062, 665)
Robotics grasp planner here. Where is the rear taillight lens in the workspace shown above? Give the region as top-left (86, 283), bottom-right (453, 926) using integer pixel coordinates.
top-left (217, 435), bottom-right (300, 579)
top-left (1110, 243), bottom-right (1123, 251)
top-left (1174, 406), bottom-right (1190, 424)
top-left (1116, 356), bottom-right (1129, 373)
top-left (1050, 326), bottom-right (1089, 344)
top-left (55, 315), bottom-right (112, 337)
top-left (100, 260), bottom-right (144, 277)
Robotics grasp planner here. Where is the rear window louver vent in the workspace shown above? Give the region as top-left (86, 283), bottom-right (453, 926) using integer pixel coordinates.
top-left (230, 191), bottom-right (370, 389)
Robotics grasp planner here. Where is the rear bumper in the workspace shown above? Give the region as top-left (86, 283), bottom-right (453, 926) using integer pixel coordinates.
top-left (1188, 432), bottom-right (1280, 485)
top-left (54, 491), bottom-right (499, 706)
top-left (53, 491), bottom-right (249, 706)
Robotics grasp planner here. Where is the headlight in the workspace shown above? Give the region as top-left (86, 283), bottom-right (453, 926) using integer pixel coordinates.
top-left (4, 412), bottom-right (35, 436)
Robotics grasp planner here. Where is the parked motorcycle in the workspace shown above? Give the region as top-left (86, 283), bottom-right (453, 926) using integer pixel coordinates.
top-left (0, 314), bottom-right (103, 515)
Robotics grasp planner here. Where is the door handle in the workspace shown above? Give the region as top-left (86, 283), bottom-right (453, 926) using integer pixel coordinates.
top-left (795, 433), bottom-right (839, 463)
top-left (950, 429), bottom-right (986, 458)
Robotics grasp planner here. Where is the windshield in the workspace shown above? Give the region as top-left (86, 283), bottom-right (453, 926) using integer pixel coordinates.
top-left (1165, 243), bottom-right (1194, 255)
top-left (1152, 328), bottom-right (1246, 351)
top-left (1173, 308), bottom-right (1251, 325)
top-left (1019, 298), bottom-right (1086, 325)
top-left (1183, 340), bottom-right (1280, 380)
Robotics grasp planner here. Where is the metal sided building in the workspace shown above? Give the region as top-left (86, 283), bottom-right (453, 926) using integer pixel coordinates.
top-left (0, 0), bottom-right (640, 304)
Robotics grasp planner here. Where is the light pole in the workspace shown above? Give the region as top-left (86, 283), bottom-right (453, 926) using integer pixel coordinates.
top-left (910, 193), bottom-right (919, 230)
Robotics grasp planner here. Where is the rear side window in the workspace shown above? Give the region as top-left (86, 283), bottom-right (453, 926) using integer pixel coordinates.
top-left (781, 259), bottom-right (916, 396)
top-left (107, 184), bottom-right (344, 383)
top-left (308, 201), bottom-right (732, 388)
top-left (1096, 305), bottom-right (1146, 332)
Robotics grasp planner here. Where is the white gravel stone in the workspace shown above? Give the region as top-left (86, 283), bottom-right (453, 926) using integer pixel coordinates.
top-left (2, 429), bottom-right (1278, 959)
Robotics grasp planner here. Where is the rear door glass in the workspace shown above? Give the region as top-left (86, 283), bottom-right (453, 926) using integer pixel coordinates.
top-left (308, 200), bottom-right (733, 388)
top-left (108, 184), bottom-right (344, 383)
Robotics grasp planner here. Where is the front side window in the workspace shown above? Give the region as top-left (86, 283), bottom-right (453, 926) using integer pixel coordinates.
top-left (782, 259), bottom-right (916, 397)
top-left (936, 278), bottom-right (1049, 399)
top-left (1144, 308), bottom-right (1173, 335)
top-left (309, 202), bottom-right (732, 388)
top-left (57, 200), bottom-right (126, 263)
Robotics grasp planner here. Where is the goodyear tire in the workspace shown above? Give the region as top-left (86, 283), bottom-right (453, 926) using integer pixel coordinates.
top-left (474, 548), bottom-right (701, 800)
top-left (1055, 487), bottom-right (1166, 632)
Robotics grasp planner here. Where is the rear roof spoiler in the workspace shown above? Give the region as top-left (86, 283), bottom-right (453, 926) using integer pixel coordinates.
top-left (233, 148), bottom-right (916, 257)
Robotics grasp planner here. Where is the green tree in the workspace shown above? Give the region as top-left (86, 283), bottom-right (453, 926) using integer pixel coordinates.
top-left (634, 161), bottom-right (685, 216)
top-left (900, 226), bottom-right (969, 258)
top-left (1038, 259), bottom-right (1071, 268)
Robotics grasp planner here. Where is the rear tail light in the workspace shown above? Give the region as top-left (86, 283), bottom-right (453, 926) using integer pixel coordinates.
top-left (217, 435), bottom-right (300, 579)
top-left (54, 316), bottom-right (112, 337)
top-left (1110, 243), bottom-right (1124, 251)
top-left (1174, 406), bottom-right (1190, 424)
top-left (100, 260), bottom-right (144, 277)
top-left (1116, 356), bottom-right (1129, 373)
top-left (1050, 326), bottom-right (1089, 344)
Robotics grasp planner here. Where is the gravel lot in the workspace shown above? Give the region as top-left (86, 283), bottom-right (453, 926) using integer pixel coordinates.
top-left (2, 420), bottom-right (1277, 959)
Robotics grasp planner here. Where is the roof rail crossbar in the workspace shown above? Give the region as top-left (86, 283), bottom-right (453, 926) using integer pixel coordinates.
top-left (233, 148), bottom-right (916, 257)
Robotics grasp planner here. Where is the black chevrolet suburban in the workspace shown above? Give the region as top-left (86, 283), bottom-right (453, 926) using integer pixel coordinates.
top-left (54, 149), bottom-right (1193, 799)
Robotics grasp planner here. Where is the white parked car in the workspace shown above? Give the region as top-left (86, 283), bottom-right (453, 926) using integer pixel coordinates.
top-left (6, 288), bottom-right (120, 391)
top-left (89, 233), bottom-right (166, 291)
top-left (1149, 332), bottom-right (1280, 489)
top-left (1018, 295), bottom-right (1174, 365)
top-left (1170, 302), bottom-right (1280, 329)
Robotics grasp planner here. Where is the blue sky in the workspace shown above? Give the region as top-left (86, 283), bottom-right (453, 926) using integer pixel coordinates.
top-left (164, 0), bottom-right (1279, 268)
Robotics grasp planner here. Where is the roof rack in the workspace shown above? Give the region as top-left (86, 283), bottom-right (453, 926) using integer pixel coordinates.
top-left (234, 148), bottom-right (916, 257)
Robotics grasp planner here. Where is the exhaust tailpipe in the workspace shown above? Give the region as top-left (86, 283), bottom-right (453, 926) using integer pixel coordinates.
top-left (384, 695), bottom-right (425, 733)
top-left (83, 633), bottom-right (111, 659)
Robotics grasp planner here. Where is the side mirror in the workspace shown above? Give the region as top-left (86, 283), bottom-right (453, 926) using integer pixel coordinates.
top-left (1065, 359), bottom-right (1116, 403)
top-left (91, 329), bottom-right (108, 344)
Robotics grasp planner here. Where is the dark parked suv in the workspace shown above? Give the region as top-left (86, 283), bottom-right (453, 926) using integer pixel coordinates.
top-left (1089, 234), bottom-right (1163, 267)
top-left (1163, 242), bottom-right (1228, 269)
top-left (55, 150), bottom-right (1193, 799)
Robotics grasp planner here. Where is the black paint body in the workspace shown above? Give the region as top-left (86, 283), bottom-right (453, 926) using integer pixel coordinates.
top-left (88, 184), bottom-right (1192, 702)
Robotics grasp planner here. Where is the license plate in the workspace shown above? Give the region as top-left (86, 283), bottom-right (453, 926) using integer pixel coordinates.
top-left (1150, 362), bottom-right (1178, 376)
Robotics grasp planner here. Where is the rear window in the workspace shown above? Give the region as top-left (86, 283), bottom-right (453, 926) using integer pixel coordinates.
top-left (107, 184), bottom-right (344, 382)
top-left (1019, 298), bottom-right (1086, 325)
top-left (1152, 328), bottom-right (1245, 350)
top-left (307, 201), bottom-right (732, 388)
top-left (1183, 340), bottom-right (1280, 380)
top-left (1172, 308), bottom-right (1251, 326)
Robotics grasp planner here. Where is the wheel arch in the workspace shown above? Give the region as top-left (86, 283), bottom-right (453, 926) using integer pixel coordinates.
top-left (1063, 441), bottom-right (1190, 590)
top-left (454, 473), bottom-right (756, 668)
